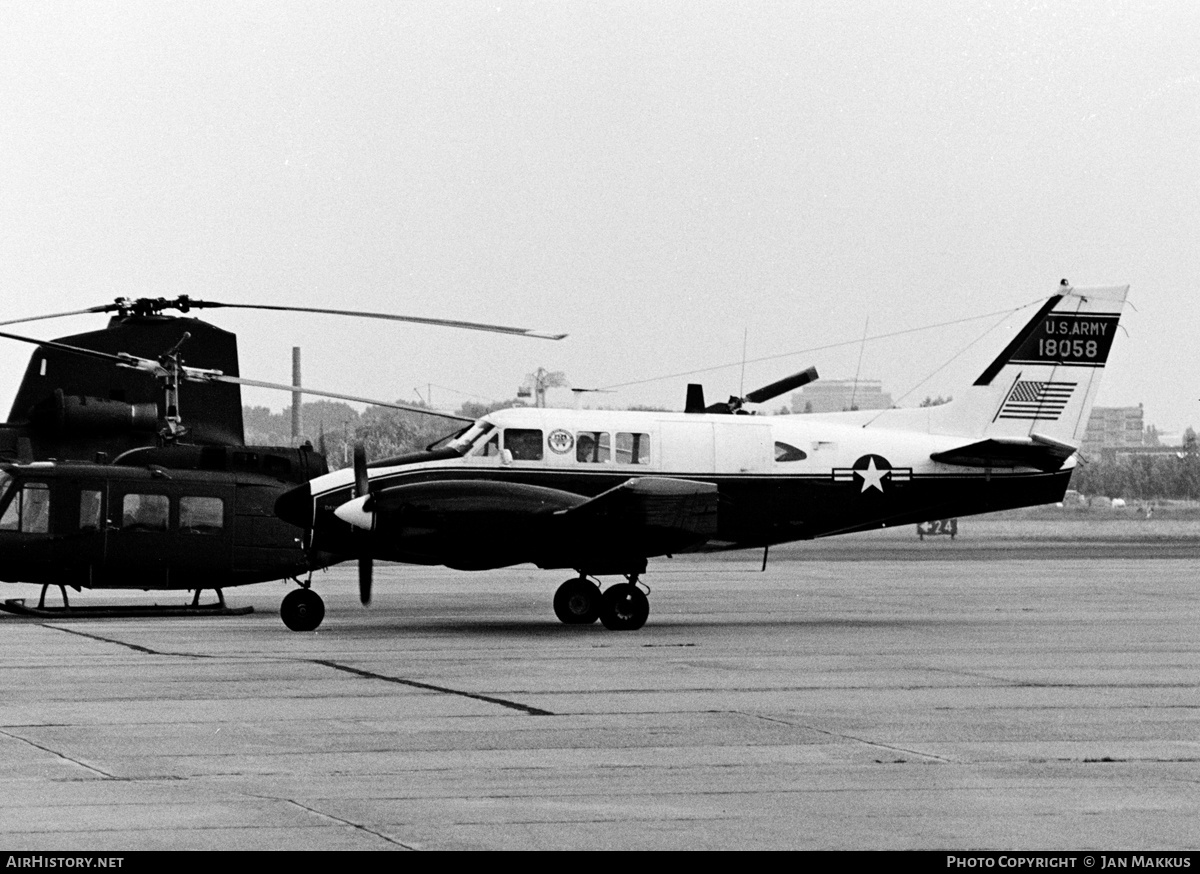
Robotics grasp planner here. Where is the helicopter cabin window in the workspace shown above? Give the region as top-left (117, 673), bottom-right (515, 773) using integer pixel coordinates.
top-left (774, 441), bottom-right (808, 462)
top-left (122, 494), bottom-right (169, 532)
top-left (79, 490), bottom-right (103, 532)
top-left (576, 431), bottom-right (611, 463)
top-left (180, 496), bottom-right (224, 534)
top-left (504, 429), bottom-right (543, 461)
top-left (616, 432), bottom-right (650, 465)
top-left (0, 483), bottom-right (51, 534)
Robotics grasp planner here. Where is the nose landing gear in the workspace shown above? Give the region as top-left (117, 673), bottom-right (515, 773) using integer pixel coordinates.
top-left (281, 579), bottom-right (325, 631)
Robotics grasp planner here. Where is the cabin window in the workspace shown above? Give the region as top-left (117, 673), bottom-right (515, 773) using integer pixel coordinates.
top-left (121, 494), bottom-right (169, 532)
top-left (180, 496), bottom-right (224, 534)
top-left (774, 441), bottom-right (808, 462)
top-left (616, 432), bottom-right (650, 465)
top-left (504, 429), bottom-right (543, 461)
top-left (79, 490), bottom-right (103, 531)
top-left (0, 483), bottom-right (50, 534)
top-left (576, 431), bottom-right (611, 463)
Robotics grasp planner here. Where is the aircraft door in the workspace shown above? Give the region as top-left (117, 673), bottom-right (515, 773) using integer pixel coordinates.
top-left (102, 486), bottom-right (172, 588)
top-left (66, 481), bottom-right (108, 588)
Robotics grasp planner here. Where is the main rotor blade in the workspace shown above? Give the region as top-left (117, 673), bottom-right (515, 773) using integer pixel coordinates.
top-left (202, 374), bottom-right (473, 422)
top-left (0, 297), bottom-right (567, 339)
top-left (0, 328), bottom-right (140, 366)
top-left (0, 327), bottom-right (474, 423)
top-left (0, 305), bottom-right (116, 328)
top-left (187, 301), bottom-right (567, 340)
top-left (744, 367), bottom-right (819, 404)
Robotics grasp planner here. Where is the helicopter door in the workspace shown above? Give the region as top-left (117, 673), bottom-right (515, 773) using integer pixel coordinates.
top-left (0, 475), bottom-right (57, 583)
top-left (65, 482), bottom-right (108, 588)
top-left (102, 485), bottom-right (235, 590)
top-left (102, 487), bottom-right (172, 588)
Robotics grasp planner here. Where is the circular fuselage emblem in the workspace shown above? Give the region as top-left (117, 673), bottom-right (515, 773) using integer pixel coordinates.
top-left (547, 428), bottom-right (575, 454)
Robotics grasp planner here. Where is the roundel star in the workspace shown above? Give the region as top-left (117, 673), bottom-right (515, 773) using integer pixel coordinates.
top-left (855, 456), bottom-right (889, 493)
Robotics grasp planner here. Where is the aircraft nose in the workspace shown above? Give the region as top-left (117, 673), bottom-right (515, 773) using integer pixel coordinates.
top-left (274, 482), bottom-right (313, 529)
top-left (333, 495), bottom-right (374, 531)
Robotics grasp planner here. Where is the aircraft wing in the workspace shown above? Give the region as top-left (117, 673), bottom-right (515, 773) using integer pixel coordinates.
top-left (929, 434), bottom-right (1077, 472)
top-left (541, 476), bottom-right (720, 570)
top-left (553, 476), bottom-right (719, 536)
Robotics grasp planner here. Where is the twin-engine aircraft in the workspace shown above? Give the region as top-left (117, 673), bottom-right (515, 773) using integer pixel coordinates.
top-left (275, 284), bottom-right (1129, 631)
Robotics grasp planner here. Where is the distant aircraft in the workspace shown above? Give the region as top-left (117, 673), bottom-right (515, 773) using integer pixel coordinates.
top-left (275, 283), bottom-right (1128, 631)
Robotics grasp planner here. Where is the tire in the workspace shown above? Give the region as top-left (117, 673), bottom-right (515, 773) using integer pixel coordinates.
top-left (281, 588), bottom-right (325, 631)
top-left (599, 583), bottom-right (649, 631)
top-left (554, 578), bottom-right (600, 625)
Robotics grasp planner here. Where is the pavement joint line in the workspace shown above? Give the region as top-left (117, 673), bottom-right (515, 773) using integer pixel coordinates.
top-left (311, 659), bottom-right (555, 716)
top-left (271, 796), bottom-right (417, 849)
top-left (43, 624), bottom-right (217, 658)
top-left (32, 624), bottom-right (554, 716)
top-left (732, 711), bottom-right (959, 763)
top-left (0, 727), bottom-right (115, 778)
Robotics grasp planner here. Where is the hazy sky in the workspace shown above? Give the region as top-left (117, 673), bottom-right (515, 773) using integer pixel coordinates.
top-left (2, 2), bottom-right (1197, 434)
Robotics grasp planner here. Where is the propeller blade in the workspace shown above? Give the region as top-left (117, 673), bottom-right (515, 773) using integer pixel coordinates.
top-left (744, 367), bottom-right (819, 404)
top-left (353, 444), bottom-right (373, 605)
top-left (359, 556), bottom-right (373, 606)
top-left (354, 444), bottom-right (370, 498)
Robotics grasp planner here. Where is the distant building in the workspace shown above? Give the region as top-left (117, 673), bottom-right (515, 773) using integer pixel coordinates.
top-left (791, 379), bottom-right (893, 414)
top-left (1080, 404), bottom-right (1144, 460)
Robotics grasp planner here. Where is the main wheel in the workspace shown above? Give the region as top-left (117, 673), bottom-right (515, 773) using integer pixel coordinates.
top-left (553, 578), bottom-right (600, 625)
top-left (281, 588), bottom-right (325, 631)
top-left (599, 583), bottom-right (649, 631)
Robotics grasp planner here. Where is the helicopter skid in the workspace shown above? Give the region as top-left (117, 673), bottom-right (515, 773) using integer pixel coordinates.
top-left (0, 599), bottom-right (253, 619)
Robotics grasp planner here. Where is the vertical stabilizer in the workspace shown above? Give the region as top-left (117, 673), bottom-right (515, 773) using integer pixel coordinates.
top-left (932, 283), bottom-right (1128, 446)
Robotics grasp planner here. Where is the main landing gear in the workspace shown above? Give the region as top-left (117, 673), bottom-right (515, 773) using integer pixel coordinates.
top-left (281, 580), bottom-right (325, 632)
top-left (553, 574), bottom-right (650, 631)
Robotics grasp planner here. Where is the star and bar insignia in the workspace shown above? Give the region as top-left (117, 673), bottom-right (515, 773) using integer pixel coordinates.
top-left (832, 454), bottom-right (912, 494)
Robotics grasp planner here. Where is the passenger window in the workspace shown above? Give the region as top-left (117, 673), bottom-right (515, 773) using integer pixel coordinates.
top-left (180, 496), bottom-right (224, 534)
top-left (80, 490), bottom-right (103, 531)
top-left (122, 494), bottom-right (169, 532)
top-left (616, 432), bottom-right (650, 465)
top-left (576, 431), bottom-right (611, 463)
top-left (0, 484), bottom-right (51, 534)
top-left (775, 441), bottom-right (808, 462)
top-left (504, 429), bottom-right (544, 461)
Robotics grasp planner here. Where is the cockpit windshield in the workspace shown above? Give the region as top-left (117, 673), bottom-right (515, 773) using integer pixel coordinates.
top-left (0, 471), bottom-right (12, 506)
top-left (432, 419), bottom-right (496, 456)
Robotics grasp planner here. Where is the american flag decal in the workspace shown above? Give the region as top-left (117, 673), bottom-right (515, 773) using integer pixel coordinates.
top-left (996, 380), bottom-right (1076, 421)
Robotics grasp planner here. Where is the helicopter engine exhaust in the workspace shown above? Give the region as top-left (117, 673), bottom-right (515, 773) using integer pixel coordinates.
top-left (30, 389), bottom-right (158, 436)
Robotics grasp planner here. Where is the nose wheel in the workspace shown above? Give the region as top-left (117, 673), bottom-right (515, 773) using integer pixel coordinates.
top-left (281, 586), bottom-right (325, 631)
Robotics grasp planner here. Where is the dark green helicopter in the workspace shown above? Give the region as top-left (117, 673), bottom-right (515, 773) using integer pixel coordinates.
top-left (0, 297), bottom-right (562, 629)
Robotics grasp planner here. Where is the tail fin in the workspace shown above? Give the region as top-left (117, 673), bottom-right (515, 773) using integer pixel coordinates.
top-left (933, 283), bottom-right (1128, 448)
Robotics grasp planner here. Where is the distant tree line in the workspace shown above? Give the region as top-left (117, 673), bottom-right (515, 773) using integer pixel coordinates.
top-left (1071, 443), bottom-right (1200, 500)
top-left (244, 397), bottom-right (522, 470)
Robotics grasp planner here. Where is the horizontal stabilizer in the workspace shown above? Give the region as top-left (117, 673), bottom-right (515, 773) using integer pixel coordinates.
top-left (930, 434), bottom-right (1077, 472)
